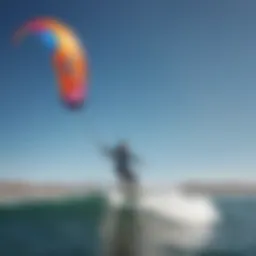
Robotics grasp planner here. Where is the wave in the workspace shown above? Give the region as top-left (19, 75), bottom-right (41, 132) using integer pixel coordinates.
top-left (0, 186), bottom-right (222, 255)
top-left (102, 187), bottom-right (221, 255)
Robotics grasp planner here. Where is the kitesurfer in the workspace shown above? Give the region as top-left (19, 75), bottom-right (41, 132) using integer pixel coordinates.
top-left (101, 140), bottom-right (141, 205)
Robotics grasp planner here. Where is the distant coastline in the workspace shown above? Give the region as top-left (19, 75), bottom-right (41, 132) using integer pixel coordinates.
top-left (0, 180), bottom-right (255, 201)
top-left (0, 181), bottom-right (99, 202)
top-left (180, 180), bottom-right (256, 196)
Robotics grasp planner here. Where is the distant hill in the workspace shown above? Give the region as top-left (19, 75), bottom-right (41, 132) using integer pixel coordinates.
top-left (181, 179), bottom-right (256, 196)
top-left (0, 179), bottom-right (256, 201)
top-left (0, 180), bottom-right (98, 201)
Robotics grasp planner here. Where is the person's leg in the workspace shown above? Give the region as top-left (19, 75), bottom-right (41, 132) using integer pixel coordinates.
top-left (118, 169), bottom-right (139, 208)
top-left (124, 181), bottom-right (138, 209)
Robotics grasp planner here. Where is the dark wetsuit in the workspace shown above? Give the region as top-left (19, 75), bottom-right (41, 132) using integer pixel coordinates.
top-left (113, 146), bottom-right (135, 182)
top-left (105, 145), bottom-right (137, 183)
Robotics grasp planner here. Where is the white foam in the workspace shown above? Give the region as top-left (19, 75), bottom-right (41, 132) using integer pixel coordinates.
top-left (142, 189), bottom-right (220, 226)
top-left (108, 187), bottom-right (220, 226)
top-left (102, 186), bottom-right (221, 255)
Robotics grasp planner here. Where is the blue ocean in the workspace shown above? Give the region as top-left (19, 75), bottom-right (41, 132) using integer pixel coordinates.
top-left (0, 193), bottom-right (255, 256)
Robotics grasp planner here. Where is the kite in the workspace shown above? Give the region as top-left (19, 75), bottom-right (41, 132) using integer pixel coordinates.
top-left (14, 17), bottom-right (88, 110)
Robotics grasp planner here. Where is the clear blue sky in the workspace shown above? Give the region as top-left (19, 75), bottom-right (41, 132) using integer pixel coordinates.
top-left (1, 0), bottom-right (256, 183)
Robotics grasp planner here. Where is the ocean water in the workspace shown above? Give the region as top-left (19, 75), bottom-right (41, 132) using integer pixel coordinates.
top-left (0, 193), bottom-right (255, 256)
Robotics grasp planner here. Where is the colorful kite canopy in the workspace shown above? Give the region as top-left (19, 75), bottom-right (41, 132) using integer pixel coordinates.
top-left (14, 17), bottom-right (88, 110)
